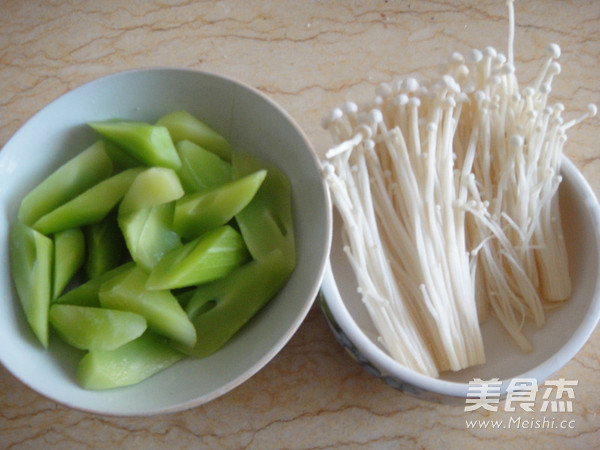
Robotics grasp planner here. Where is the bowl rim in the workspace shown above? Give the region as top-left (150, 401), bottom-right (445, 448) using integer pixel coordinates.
top-left (320, 155), bottom-right (600, 398)
top-left (0, 67), bottom-right (333, 415)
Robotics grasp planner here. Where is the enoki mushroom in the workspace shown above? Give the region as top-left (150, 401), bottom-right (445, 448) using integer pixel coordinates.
top-left (321, 0), bottom-right (597, 377)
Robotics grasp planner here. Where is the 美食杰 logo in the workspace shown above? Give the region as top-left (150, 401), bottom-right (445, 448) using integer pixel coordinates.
top-left (464, 378), bottom-right (578, 430)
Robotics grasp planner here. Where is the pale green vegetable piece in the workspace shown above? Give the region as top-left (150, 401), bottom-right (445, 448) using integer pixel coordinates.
top-left (119, 203), bottom-right (181, 273)
top-left (33, 168), bottom-right (143, 235)
top-left (9, 221), bottom-right (54, 348)
top-left (18, 140), bottom-right (113, 226)
top-left (173, 169), bottom-right (266, 239)
top-left (88, 119), bottom-right (181, 171)
top-left (145, 225), bottom-right (250, 290)
top-left (156, 110), bottom-right (232, 161)
top-left (119, 167), bottom-right (184, 217)
top-left (54, 262), bottom-right (135, 307)
top-left (176, 140), bottom-right (232, 192)
top-left (84, 213), bottom-right (125, 280)
top-left (180, 249), bottom-right (293, 358)
top-left (76, 331), bottom-right (185, 390)
top-left (49, 304), bottom-right (147, 351)
top-left (53, 228), bottom-right (85, 299)
top-left (233, 152), bottom-right (295, 265)
top-left (118, 168), bottom-right (184, 272)
top-left (99, 265), bottom-right (197, 348)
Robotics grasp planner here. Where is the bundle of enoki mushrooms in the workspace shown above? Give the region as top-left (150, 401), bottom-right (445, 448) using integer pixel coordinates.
top-left (321, 0), bottom-right (597, 378)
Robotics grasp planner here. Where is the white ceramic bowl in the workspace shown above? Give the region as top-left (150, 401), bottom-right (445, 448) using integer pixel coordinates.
top-left (0, 68), bottom-right (332, 416)
top-left (320, 156), bottom-right (600, 403)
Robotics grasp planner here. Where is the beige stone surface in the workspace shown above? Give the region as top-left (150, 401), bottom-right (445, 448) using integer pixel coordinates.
top-left (1, 0), bottom-right (598, 448)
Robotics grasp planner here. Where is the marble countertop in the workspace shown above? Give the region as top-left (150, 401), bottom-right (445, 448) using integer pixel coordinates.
top-left (1, 1), bottom-right (598, 448)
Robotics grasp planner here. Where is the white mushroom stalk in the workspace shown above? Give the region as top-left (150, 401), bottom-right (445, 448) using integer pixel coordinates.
top-left (321, 0), bottom-right (597, 374)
